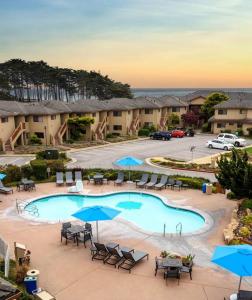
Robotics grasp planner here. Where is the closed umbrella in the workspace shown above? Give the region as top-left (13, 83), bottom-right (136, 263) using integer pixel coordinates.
top-left (211, 245), bottom-right (252, 292)
top-left (114, 156), bottom-right (143, 182)
top-left (72, 205), bottom-right (121, 242)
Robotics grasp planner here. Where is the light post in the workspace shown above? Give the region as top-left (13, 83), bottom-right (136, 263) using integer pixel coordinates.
top-left (190, 146), bottom-right (196, 161)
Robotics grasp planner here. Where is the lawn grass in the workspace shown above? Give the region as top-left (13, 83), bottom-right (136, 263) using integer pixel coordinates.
top-left (245, 146), bottom-right (252, 154)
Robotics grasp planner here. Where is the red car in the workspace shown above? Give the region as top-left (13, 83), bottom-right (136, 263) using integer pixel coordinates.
top-left (171, 129), bottom-right (185, 138)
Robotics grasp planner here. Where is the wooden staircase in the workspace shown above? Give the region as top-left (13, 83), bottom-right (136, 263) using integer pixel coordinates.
top-left (4, 122), bottom-right (26, 151)
top-left (130, 116), bottom-right (139, 134)
top-left (159, 114), bottom-right (168, 130)
top-left (55, 121), bottom-right (67, 145)
top-left (95, 117), bottom-right (107, 140)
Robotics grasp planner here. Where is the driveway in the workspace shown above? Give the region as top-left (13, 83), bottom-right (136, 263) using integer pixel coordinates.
top-left (0, 155), bottom-right (34, 166)
top-left (67, 134), bottom-right (231, 180)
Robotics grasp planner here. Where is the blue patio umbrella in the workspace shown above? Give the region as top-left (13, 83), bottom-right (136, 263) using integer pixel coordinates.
top-left (72, 205), bottom-right (121, 242)
top-left (114, 156), bottom-right (143, 181)
top-left (211, 245), bottom-right (252, 292)
top-left (0, 173), bottom-right (6, 181)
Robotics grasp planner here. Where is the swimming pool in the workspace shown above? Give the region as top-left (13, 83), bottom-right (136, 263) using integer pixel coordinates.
top-left (24, 192), bottom-right (206, 234)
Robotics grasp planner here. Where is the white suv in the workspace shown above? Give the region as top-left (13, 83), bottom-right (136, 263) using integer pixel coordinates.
top-left (217, 133), bottom-right (246, 147)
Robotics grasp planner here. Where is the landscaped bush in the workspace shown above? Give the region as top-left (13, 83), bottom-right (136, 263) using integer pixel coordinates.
top-left (2, 165), bottom-right (22, 184)
top-left (20, 165), bottom-right (33, 179)
top-left (236, 128), bottom-right (244, 136)
top-left (171, 176), bottom-right (208, 189)
top-left (106, 133), bottom-right (114, 139)
top-left (29, 134), bottom-right (42, 145)
top-left (247, 128), bottom-right (252, 137)
top-left (30, 160), bottom-right (47, 180)
top-left (46, 160), bottom-right (65, 174)
top-left (138, 128), bottom-right (150, 136)
top-left (240, 199), bottom-right (252, 210)
top-left (227, 191), bottom-right (236, 200)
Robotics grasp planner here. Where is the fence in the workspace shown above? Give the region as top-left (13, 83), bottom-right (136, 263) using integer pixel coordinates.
top-left (0, 237), bottom-right (10, 277)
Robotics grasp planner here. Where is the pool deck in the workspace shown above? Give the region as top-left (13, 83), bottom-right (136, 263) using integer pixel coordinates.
top-left (0, 182), bottom-right (250, 300)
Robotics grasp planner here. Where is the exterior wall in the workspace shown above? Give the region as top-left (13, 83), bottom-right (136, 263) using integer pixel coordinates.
top-left (167, 107), bottom-right (187, 126)
top-left (190, 97), bottom-right (206, 106)
top-left (107, 110), bottom-right (129, 135)
top-left (138, 108), bottom-right (161, 129)
top-left (0, 116), bottom-right (15, 143)
top-left (214, 108), bottom-right (247, 120)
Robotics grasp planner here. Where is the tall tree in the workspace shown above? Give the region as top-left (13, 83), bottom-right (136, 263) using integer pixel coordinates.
top-left (201, 92), bottom-right (229, 121)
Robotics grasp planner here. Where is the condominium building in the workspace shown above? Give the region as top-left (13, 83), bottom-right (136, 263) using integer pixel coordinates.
top-left (0, 96), bottom-right (187, 151)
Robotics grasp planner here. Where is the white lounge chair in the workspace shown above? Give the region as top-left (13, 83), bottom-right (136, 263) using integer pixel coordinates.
top-left (68, 180), bottom-right (83, 193)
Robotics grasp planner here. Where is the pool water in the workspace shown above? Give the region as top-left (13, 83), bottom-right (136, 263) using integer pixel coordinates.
top-left (25, 192), bottom-right (205, 233)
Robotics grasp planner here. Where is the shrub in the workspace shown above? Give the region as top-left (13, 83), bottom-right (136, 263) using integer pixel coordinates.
top-left (138, 128), bottom-right (150, 136)
top-left (106, 133), bottom-right (114, 139)
top-left (21, 165), bottom-right (33, 179)
top-left (111, 132), bottom-right (120, 137)
top-left (239, 226), bottom-right (251, 238)
top-left (59, 152), bottom-right (67, 160)
top-left (30, 160), bottom-right (47, 180)
top-left (46, 160), bottom-right (65, 174)
top-left (228, 238), bottom-right (242, 245)
top-left (44, 149), bottom-right (59, 160)
top-left (29, 134), bottom-right (42, 145)
top-left (3, 165), bottom-right (22, 184)
top-left (227, 191), bottom-right (237, 200)
top-left (241, 215), bottom-right (252, 226)
top-left (36, 151), bottom-right (46, 160)
top-left (172, 176), bottom-right (208, 189)
top-left (240, 199), bottom-right (252, 210)
top-left (247, 128), bottom-right (252, 137)
top-left (66, 139), bottom-right (74, 144)
top-left (236, 128), bottom-right (244, 136)
top-left (201, 123), bottom-right (210, 133)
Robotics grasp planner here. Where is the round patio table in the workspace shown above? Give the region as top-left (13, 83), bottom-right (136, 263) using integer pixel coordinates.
top-left (93, 174), bottom-right (104, 185)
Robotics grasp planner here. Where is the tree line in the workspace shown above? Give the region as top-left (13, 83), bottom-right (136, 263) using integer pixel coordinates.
top-left (0, 59), bottom-right (132, 102)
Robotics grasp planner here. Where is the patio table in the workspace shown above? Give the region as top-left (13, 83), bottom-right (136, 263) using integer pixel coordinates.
top-left (161, 258), bottom-right (183, 269)
top-left (238, 290), bottom-right (252, 300)
top-left (93, 174), bottom-right (104, 185)
top-left (67, 225), bottom-right (85, 245)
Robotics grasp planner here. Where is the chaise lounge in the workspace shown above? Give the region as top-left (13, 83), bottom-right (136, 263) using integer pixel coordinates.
top-left (118, 250), bottom-right (149, 273)
top-left (136, 174), bottom-right (149, 188)
top-left (104, 246), bottom-right (134, 267)
top-left (145, 174), bottom-right (158, 189)
top-left (114, 172), bottom-right (124, 185)
top-left (154, 175), bottom-right (168, 190)
top-left (66, 171), bottom-right (74, 186)
top-left (56, 172), bottom-right (64, 186)
top-left (0, 181), bottom-right (13, 194)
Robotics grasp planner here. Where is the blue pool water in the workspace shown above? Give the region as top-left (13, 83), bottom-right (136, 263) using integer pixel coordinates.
top-left (25, 192), bottom-right (205, 233)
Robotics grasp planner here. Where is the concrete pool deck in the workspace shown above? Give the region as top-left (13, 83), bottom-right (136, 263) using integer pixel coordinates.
top-left (0, 182), bottom-right (250, 299)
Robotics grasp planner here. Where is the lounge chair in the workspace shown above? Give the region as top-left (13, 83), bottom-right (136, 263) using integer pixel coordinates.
top-left (104, 246), bottom-right (134, 267)
top-left (87, 175), bottom-right (94, 184)
top-left (118, 250), bottom-right (149, 273)
top-left (173, 180), bottom-right (183, 191)
top-left (136, 174), bottom-right (149, 188)
top-left (75, 171), bottom-right (82, 182)
top-left (114, 172), bottom-right (124, 186)
top-left (56, 172), bottom-right (64, 186)
top-left (0, 181), bottom-right (13, 194)
top-left (164, 268), bottom-right (180, 285)
top-left (65, 171), bottom-right (74, 186)
top-left (145, 174), bottom-right (158, 189)
top-left (154, 175), bottom-right (168, 190)
top-left (166, 178), bottom-right (175, 189)
top-left (68, 180), bottom-right (83, 193)
top-left (91, 242), bottom-right (119, 259)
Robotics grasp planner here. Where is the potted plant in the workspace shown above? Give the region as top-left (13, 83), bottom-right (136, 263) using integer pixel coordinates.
top-left (182, 254), bottom-right (195, 267)
top-left (160, 251), bottom-right (169, 258)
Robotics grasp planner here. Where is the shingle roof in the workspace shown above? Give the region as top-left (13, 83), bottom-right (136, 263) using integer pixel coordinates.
top-left (214, 95), bottom-right (252, 109)
top-left (209, 116), bottom-right (252, 124)
top-left (180, 90), bottom-right (224, 102)
top-left (155, 95), bottom-right (188, 107)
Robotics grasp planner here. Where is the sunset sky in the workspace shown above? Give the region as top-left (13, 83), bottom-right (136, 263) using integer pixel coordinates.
top-left (0, 0), bottom-right (252, 88)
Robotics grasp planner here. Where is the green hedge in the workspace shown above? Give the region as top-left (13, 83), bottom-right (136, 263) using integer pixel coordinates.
top-left (30, 160), bottom-right (47, 180)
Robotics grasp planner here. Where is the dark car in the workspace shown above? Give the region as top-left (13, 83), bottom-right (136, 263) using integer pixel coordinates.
top-left (149, 131), bottom-right (171, 140)
top-left (185, 128), bottom-right (195, 137)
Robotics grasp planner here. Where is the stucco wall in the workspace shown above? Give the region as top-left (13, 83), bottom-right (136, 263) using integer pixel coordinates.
top-left (0, 116), bottom-right (15, 143)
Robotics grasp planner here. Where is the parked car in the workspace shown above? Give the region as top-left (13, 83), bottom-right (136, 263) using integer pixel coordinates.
top-left (149, 131), bottom-right (171, 140)
top-left (184, 128), bottom-right (195, 137)
top-left (171, 129), bottom-right (185, 138)
top-left (217, 133), bottom-right (246, 147)
top-left (206, 139), bottom-right (234, 150)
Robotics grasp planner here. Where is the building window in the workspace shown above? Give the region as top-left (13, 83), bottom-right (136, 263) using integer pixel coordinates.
top-left (113, 125), bottom-right (122, 130)
top-left (33, 116), bottom-right (43, 122)
top-left (35, 132), bottom-right (44, 139)
top-left (172, 107), bottom-right (180, 113)
top-left (51, 115), bottom-right (56, 120)
top-left (113, 111), bottom-right (122, 117)
top-left (218, 109), bottom-right (227, 115)
top-left (128, 111), bottom-right (131, 115)
top-left (1, 117), bottom-right (8, 123)
top-left (25, 116), bottom-right (29, 122)
top-left (240, 109), bottom-right (245, 114)
top-left (237, 123), bottom-right (243, 128)
top-left (92, 113), bottom-right (96, 117)
top-left (144, 109), bottom-right (153, 114)
top-left (217, 123), bottom-right (226, 129)
top-left (229, 122), bottom-right (234, 126)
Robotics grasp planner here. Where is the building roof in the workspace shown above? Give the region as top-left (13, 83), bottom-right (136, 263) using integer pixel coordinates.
top-left (180, 90), bottom-right (224, 102)
top-left (209, 116), bottom-right (252, 124)
top-left (214, 94), bottom-right (252, 109)
top-left (155, 95), bottom-right (188, 107)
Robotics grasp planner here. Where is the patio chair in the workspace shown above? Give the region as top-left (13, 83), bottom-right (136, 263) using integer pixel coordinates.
top-left (66, 171), bottom-right (74, 186)
top-left (114, 172), bottom-right (124, 185)
top-left (0, 181), bottom-right (13, 194)
top-left (154, 175), bottom-right (168, 190)
top-left (173, 180), bottom-right (183, 191)
top-left (85, 223), bottom-right (92, 236)
top-left (68, 180), bottom-right (83, 193)
top-left (180, 261), bottom-right (193, 280)
top-left (77, 232), bottom-right (92, 248)
top-left (118, 250), bottom-right (149, 273)
top-left (145, 174), bottom-right (158, 189)
top-left (75, 171), bottom-right (82, 182)
top-left (87, 175), bottom-right (94, 184)
top-left (60, 228), bottom-right (75, 245)
top-left (92, 242), bottom-right (109, 261)
top-left (136, 174), bottom-right (149, 188)
top-left (164, 268), bottom-right (181, 285)
top-left (62, 222), bottom-right (71, 230)
top-left (166, 178), bottom-right (175, 189)
top-left (56, 172), bottom-right (64, 186)
top-left (104, 246), bottom-right (134, 267)
top-left (154, 256), bottom-right (167, 276)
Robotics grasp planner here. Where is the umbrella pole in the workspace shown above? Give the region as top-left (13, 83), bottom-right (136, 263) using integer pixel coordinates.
top-left (96, 220), bottom-right (99, 242)
top-left (238, 276), bottom-right (242, 292)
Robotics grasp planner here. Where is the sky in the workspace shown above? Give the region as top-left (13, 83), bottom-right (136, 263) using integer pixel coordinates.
top-left (0, 0), bottom-right (252, 88)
